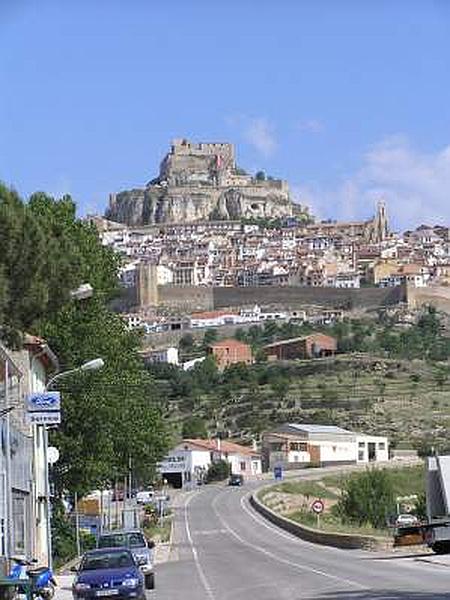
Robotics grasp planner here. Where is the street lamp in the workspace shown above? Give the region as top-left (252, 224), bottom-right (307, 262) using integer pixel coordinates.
top-left (43, 357), bottom-right (105, 568)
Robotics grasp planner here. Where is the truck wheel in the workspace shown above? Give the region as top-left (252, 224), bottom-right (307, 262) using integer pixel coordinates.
top-left (432, 542), bottom-right (450, 554)
top-left (145, 573), bottom-right (155, 590)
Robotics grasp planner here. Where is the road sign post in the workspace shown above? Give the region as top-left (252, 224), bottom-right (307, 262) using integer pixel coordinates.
top-left (311, 499), bottom-right (324, 529)
top-left (274, 465), bottom-right (283, 481)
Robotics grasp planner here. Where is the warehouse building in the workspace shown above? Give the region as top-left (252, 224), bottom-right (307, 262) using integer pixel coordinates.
top-left (262, 423), bottom-right (388, 471)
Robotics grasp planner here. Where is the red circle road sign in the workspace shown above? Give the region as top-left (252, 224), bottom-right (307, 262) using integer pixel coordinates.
top-left (311, 499), bottom-right (324, 514)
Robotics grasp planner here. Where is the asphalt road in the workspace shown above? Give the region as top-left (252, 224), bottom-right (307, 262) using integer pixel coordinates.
top-left (156, 483), bottom-right (450, 600)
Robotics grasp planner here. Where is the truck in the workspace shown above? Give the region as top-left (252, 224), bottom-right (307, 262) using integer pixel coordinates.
top-left (423, 455), bottom-right (450, 553)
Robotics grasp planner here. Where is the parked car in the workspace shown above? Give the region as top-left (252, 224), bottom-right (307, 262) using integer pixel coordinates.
top-left (396, 513), bottom-right (419, 527)
top-left (72, 548), bottom-right (146, 600)
top-left (136, 490), bottom-right (154, 505)
top-left (228, 474), bottom-right (244, 486)
top-left (97, 529), bottom-right (155, 589)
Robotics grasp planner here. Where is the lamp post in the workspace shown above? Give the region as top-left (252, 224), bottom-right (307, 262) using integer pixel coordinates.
top-left (43, 357), bottom-right (104, 568)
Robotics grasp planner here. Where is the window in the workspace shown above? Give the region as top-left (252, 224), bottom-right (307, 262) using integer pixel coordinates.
top-left (358, 441), bottom-right (365, 448)
top-left (240, 461), bottom-right (246, 471)
top-left (12, 494), bottom-right (26, 555)
top-left (358, 451), bottom-right (364, 461)
top-left (379, 442), bottom-right (385, 450)
top-left (289, 442), bottom-right (307, 452)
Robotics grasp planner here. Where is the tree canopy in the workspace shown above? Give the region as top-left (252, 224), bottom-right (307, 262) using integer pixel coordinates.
top-left (0, 184), bottom-right (169, 494)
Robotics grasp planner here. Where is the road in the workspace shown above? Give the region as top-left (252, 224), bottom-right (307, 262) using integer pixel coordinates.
top-left (156, 482), bottom-right (450, 600)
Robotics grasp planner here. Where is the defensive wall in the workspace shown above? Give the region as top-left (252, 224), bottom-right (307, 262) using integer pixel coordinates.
top-left (158, 284), bottom-right (406, 312)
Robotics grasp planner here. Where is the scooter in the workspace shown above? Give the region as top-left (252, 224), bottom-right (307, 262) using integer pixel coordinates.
top-left (6, 557), bottom-right (56, 600)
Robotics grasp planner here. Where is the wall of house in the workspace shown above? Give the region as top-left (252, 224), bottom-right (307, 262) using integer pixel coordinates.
top-left (355, 436), bottom-right (389, 463)
top-left (311, 440), bottom-right (357, 464)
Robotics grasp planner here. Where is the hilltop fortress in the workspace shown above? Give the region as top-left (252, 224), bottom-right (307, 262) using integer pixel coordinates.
top-left (106, 139), bottom-right (296, 225)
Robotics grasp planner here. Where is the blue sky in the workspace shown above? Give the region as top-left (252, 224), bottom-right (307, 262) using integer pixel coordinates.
top-left (1, 0), bottom-right (450, 229)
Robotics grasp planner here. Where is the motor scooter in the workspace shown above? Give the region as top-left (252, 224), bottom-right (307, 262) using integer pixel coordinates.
top-left (5, 557), bottom-right (56, 600)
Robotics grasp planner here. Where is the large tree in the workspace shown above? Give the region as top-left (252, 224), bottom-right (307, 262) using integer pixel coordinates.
top-left (0, 184), bottom-right (169, 494)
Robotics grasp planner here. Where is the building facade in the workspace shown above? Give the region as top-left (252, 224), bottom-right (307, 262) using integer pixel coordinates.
top-left (159, 438), bottom-right (262, 488)
top-left (262, 424), bottom-right (389, 471)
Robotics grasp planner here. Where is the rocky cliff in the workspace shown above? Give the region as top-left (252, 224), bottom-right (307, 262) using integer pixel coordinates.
top-left (106, 139), bottom-right (295, 225)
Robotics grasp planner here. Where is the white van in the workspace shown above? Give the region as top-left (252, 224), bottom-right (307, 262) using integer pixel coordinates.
top-left (136, 490), bottom-right (155, 505)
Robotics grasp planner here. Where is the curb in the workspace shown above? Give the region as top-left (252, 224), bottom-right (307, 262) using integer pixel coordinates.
top-left (250, 489), bottom-right (390, 551)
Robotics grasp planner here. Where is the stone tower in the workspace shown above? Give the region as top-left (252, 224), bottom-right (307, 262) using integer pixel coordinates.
top-left (136, 263), bottom-right (158, 308)
top-left (371, 201), bottom-right (389, 243)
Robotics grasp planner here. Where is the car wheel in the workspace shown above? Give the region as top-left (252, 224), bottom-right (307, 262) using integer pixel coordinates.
top-left (432, 542), bottom-right (450, 554)
top-left (145, 573), bottom-right (155, 590)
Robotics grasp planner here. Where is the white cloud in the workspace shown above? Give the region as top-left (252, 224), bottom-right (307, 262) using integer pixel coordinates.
top-left (294, 136), bottom-right (450, 230)
top-left (228, 116), bottom-right (276, 158)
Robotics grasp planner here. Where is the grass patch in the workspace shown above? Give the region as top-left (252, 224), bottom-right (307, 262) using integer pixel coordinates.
top-left (266, 480), bottom-right (338, 500)
top-left (288, 510), bottom-right (389, 538)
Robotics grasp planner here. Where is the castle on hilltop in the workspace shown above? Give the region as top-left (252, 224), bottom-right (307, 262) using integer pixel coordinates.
top-left (106, 139), bottom-right (296, 225)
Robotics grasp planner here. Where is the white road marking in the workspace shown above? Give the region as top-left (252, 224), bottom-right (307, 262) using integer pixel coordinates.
top-left (211, 490), bottom-right (368, 591)
top-left (184, 492), bottom-right (216, 600)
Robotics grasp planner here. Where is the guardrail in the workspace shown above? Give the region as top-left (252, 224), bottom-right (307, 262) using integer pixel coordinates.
top-left (250, 489), bottom-right (390, 551)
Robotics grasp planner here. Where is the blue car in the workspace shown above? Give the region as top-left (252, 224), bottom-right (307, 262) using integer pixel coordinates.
top-left (72, 548), bottom-right (145, 600)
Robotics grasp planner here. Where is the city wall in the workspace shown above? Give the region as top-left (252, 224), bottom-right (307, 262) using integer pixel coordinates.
top-left (158, 284), bottom-right (406, 312)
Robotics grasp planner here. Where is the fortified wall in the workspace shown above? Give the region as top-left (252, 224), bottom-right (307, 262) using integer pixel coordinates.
top-left (157, 284), bottom-right (406, 312)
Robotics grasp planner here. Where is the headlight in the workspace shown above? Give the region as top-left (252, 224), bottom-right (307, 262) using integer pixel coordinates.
top-left (74, 583), bottom-right (91, 591)
top-left (137, 555), bottom-right (149, 565)
top-left (122, 578), bottom-right (139, 588)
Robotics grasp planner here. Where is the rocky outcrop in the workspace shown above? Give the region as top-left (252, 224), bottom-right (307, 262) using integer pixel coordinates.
top-left (106, 139), bottom-right (295, 225)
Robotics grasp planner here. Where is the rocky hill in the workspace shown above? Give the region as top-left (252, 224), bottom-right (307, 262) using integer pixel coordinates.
top-left (106, 138), bottom-right (295, 225)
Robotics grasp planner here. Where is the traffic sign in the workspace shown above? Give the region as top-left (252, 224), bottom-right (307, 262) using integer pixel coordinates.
top-left (311, 499), bottom-right (324, 514)
top-left (274, 466), bottom-right (283, 481)
top-left (47, 446), bottom-right (60, 465)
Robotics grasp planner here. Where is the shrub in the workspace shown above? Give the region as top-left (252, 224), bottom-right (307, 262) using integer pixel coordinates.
top-left (335, 468), bottom-right (395, 529)
top-left (206, 459), bottom-right (231, 483)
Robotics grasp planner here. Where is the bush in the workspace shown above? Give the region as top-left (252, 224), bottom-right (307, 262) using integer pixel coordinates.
top-left (335, 468), bottom-right (395, 529)
top-left (206, 459), bottom-right (231, 483)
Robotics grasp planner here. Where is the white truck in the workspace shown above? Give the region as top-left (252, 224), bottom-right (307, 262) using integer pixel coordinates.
top-left (424, 455), bottom-right (450, 553)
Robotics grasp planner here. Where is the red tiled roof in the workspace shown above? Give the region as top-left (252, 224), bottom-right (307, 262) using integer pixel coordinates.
top-left (181, 438), bottom-right (259, 456)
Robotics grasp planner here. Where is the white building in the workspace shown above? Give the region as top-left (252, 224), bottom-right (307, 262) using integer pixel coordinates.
top-left (159, 439), bottom-right (262, 488)
top-left (262, 424), bottom-right (389, 471)
top-left (141, 346), bottom-right (179, 366)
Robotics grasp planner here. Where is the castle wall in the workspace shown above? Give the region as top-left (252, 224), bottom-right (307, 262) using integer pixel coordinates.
top-left (157, 284), bottom-right (406, 312)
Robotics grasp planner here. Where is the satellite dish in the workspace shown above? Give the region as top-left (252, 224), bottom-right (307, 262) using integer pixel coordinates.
top-left (47, 446), bottom-right (60, 465)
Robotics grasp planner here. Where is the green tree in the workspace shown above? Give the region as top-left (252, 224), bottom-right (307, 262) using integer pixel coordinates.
top-left (182, 416), bottom-right (208, 439)
top-left (206, 459), bottom-right (231, 482)
top-left (336, 468), bottom-right (395, 529)
top-left (202, 328), bottom-right (218, 348)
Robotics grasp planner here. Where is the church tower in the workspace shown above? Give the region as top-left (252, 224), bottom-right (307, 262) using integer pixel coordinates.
top-left (371, 200), bottom-right (389, 243)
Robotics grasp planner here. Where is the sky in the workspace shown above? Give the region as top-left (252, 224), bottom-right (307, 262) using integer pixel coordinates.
top-left (1, 0), bottom-right (450, 230)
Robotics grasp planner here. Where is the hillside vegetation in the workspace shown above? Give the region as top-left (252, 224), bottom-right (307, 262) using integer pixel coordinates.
top-left (148, 307), bottom-right (450, 454)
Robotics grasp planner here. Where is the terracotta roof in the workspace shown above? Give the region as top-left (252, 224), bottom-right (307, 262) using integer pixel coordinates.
top-left (181, 438), bottom-right (259, 456)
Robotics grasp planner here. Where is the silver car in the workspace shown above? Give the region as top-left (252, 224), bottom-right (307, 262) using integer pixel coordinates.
top-left (97, 529), bottom-right (155, 589)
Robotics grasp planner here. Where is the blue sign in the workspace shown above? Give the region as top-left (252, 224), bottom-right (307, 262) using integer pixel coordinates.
top-left (27, 392), bottom-right (61, 425)
top-left (27, 392), bottom-right (60, 411)
top-left (274, 466), bottom-right (283, 481)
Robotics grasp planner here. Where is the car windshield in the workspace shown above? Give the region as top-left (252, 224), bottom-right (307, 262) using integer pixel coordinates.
top-left (98, 534), bottom-right (127, 548)
top-left (80, 551), bottom-right (134, 571)
top-left (128, 533), bottom-right (146, 547)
